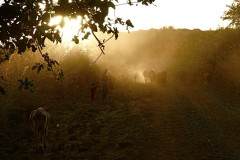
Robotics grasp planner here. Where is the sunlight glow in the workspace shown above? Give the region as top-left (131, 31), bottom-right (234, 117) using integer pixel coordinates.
top-left (61, 16), bottom-right (82, 41)
top-left (38, 0), bottom-right (89, 52)
top-left (49, 16), bottom-right (62, 26)
top-left (49, 16), bottom-right (91, 43)
top-left (49, 16), bottom-right (90, 53)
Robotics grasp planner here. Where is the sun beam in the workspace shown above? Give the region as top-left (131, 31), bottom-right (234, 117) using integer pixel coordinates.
top-left (49, 16), bottom-right (83, 42)
top-left (49, 15), bottom-right (91, 53)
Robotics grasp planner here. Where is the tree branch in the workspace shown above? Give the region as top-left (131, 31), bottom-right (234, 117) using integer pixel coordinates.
top-left (91, 31), bottom-right (105, 55)
top-left (92, 51), bottom-right (104, 64)
top-left (91, 31), bottom-right (115, 64)
top-left (115, 1), bottom-right (157, 7)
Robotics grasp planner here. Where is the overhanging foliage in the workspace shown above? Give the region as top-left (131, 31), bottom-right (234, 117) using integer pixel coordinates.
top-left (0, 0), bottom-right (155, 94)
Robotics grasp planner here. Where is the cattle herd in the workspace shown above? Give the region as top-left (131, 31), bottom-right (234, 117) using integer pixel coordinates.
top-left (28, 66), bottom-right (214, 154)
top-left (141, 67), bottom-right (214, 87)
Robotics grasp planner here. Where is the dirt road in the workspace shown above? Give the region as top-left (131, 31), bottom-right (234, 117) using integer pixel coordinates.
top-left (1, 83), bottom-right (240, 160)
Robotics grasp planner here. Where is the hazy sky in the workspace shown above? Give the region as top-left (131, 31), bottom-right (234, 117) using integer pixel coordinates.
top-left (0, 0), bottom-right (235, 31)
top-left (114, 0), bottom-right (235, 31)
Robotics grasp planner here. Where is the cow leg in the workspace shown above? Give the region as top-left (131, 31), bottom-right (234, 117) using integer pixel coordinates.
top-left (36, 144), bottom-right (44, 154)
top-left (36, 136), bottom-right (44, 154)
top-left (37, 146), bottom-right (44, 154)
top-left (35, 135), bottom-right (41, 153)
top-left (44, 128), bottom-right (48, 148)
top-left (43, 135), bottom-right (47, 149)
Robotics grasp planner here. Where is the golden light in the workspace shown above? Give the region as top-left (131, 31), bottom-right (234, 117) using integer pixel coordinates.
top-left (48, 16), bottom-right (62, 26)
top-left (49, 16), bottom-right (91, 52)
top-left (62, 16), bottom-right (82, 41)
top-left (49, 16), bottom-right (82, 41)
top-left (39, 1), bottom-right (87, 45)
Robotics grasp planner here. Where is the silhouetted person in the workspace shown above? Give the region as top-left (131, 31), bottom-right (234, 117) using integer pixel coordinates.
top-left (90, 83), bottom-right (97, 101)
top-left (101, 69), bottom-right (109, 99)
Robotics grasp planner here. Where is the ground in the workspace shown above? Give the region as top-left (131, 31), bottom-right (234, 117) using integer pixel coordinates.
top-left (1, 82), bottom-right (240, 160)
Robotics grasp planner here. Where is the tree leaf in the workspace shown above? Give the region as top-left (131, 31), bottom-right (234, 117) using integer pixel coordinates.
top-left (82, 32), bottom-right (91, 40)
top-left (126, 19), bottom-right (134, 28)
top-left (90, 24), bottom-right (98, 32)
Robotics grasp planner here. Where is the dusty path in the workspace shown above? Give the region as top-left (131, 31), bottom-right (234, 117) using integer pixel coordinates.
top-left (1, 83), bottom-right (240, 160)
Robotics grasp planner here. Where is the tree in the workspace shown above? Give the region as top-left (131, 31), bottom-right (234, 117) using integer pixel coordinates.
top-left (222, 0), bottom-right (240, 28)
top-left (0, 0), bottom-right (155, 94)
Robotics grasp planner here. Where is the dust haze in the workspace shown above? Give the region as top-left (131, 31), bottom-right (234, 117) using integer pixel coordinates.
top-left (2, 28), bottom-right (240, 160)
top-left (2, 28), bottom-right (240, 91)
top-left (86, 28), bottom-right (240, 90)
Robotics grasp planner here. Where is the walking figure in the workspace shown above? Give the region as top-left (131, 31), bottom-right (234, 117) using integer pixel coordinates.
top-left (101, 69), bottom-right (110, 99)
top-left (90, 83), bottom-right (97, 101)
